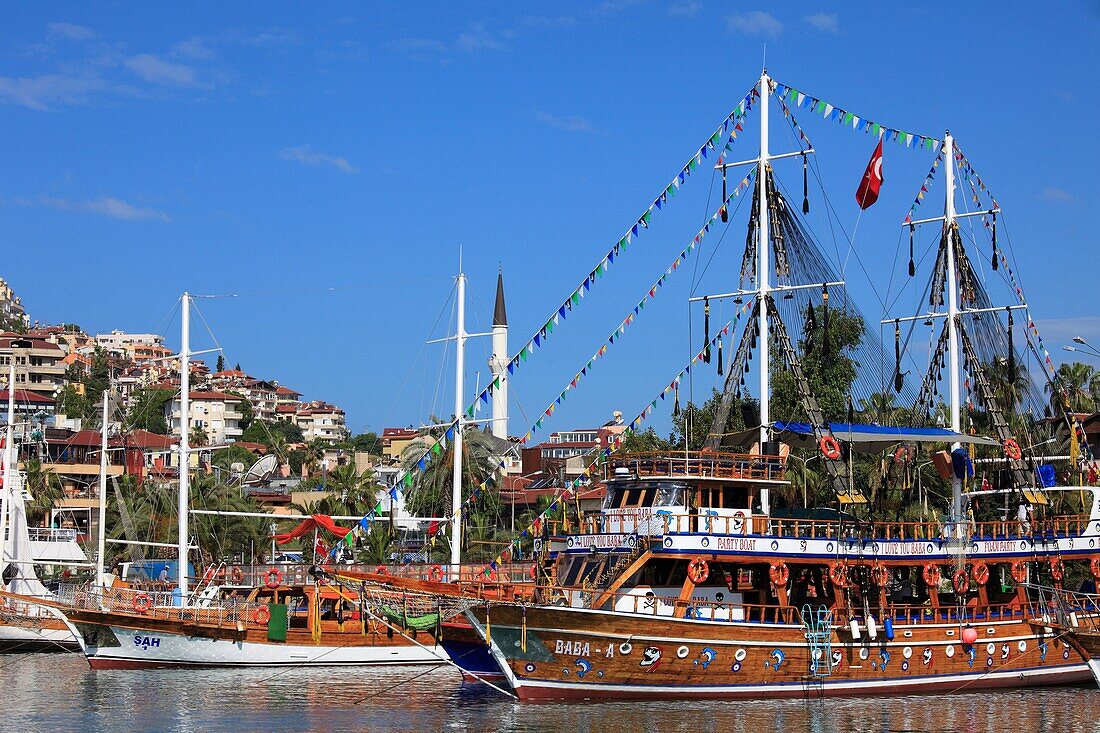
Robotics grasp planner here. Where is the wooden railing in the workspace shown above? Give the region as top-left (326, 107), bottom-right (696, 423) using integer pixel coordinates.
top-left (603, 451), bottom-right (786, 482)
top-left (54, 583), bottom-right (269, 628)
top-left (205, 562), bottom-right (537, 589)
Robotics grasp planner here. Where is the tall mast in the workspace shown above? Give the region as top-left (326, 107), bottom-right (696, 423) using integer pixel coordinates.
top-left (178, 292), bottom-right (191, 598)
top-left (757, 70), bottom-right (772, 448)
top-left (943, 132), bottom-right (963, 528)
top-left (96, 384), bottom-right (110, 585)
top-left (451, 273), bottom-right (467, 569)
top-left (1, 361), bottom-right (15, 566)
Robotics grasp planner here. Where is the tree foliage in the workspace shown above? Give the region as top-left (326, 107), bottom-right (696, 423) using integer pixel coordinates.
top-left (770, 306), bottom-right (864, 423)
top-left (125, 388), bottom-right (175, 434)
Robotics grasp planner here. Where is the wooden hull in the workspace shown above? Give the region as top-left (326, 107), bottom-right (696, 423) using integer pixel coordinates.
top-left (468, 605), bottom-right (1091, 700)
top-left (63, 607), bottom-right (445, 669)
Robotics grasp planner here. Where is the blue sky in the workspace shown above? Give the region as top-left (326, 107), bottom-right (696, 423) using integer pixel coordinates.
top-left (1, 2), bottom-right (1097, 438)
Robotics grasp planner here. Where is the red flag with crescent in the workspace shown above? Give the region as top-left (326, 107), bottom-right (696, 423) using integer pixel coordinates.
top-left (856, 139), bottom-right (884, 209)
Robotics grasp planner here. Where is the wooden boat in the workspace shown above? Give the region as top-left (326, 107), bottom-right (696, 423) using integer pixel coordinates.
top-left (1023, 584), bottom-right (1100, 688)
top-left (461, 448), bottom-right (1097, 699)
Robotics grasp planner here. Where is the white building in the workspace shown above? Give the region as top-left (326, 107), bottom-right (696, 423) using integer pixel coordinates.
top-left (295, 401), bottom-right (349, 443)
top-left (95, 330), bottom-right (165, 354)
top-left (165, 390), bottom-right (245, 445)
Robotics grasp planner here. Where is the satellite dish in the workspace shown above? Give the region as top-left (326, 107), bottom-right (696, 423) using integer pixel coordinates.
top-left (243, 454), bottom-right (278, 486)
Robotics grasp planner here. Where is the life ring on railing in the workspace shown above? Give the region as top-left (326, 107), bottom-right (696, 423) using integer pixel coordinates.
top-left (375, 565), bottom-right (387, 575)
top-left (1090, 557), bottom-right (1100, 581)
top-left (870, 564), bottom-right (890, 587)
top-left (922, 563), bottom-right (942, 588)
top-left (820, 435), bottom-right (842, 461)
top-left (264, 568), bottom-right (283, 589)
top-left (971, 561), bottom-right (990, 586)
top-left (429, 565), bottom-right (444, 582)
top-left (769, 562), bottom-right (790, 588)
top-left (687, 557), bottom-right (710, 584)
top-left (230, 567), bottom-right (244, 584)
top-left (529, 563), bottom-right (538, 582)
top-left (202, 564), bottom-right (218, 583)
top-left (952, 568), bottom-right (969, 595)
top-left (829, 562), bottom-right (849, 588)
top-left (253, 605), bottom-right (271, 625)
top-left (132, 592), bottom-right (152, 614)
top-left (74, 591), bottom-right (88, 609)
top-left (1011, 561), bottom-right (1028, 584)
top-left (1049, 557), bottom-right (1065, 582)
top-left (732, 510), bottom-right (747, 535)
top-left (1003, 438), bottom-right (1022, 461)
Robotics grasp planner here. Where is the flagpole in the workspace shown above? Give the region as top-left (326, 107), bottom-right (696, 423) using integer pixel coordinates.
top-left (756, 67), bottom-right (772, 516)
top-left (943, 131), bottom-right (964, 535)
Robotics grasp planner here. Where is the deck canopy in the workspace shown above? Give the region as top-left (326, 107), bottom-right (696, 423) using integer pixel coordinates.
top-left (726, 422), bottom-right (1000, 452)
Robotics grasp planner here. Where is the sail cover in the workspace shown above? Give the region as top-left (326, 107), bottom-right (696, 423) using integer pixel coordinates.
top-left (273, 514), bottom-right (352, 545)
top-left (727, 422), bottom-right (999, 452)
top-left (2, 470), bottom-right (51, 598)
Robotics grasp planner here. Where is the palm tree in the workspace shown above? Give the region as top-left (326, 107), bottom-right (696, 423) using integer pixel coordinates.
top-left (22, 459), bottom-right (64, 526)
top-left (189, 424), bottom-right (209, 448)
top-left (1047, 362), bottom-right (1096, 414)
top-left (400, 427), bottom-right (501, 519)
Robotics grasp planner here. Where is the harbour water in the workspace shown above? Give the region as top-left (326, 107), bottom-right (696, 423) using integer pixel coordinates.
top-left (3, 654), bottom-right (1097, 732)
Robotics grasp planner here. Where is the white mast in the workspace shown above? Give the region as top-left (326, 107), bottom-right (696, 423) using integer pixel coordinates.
top-left (96, 384), bottom-right (110, 585)
top-left (1, 361), bottom-right (14, 567)
top-left (451, 273), bottom-right (467, 569)
top-left (943, 132), bottom-right (963, 528)
top-left (756, 69), bottom-right (773, 516)
top-left (178, 292), bottom-right (191, 598)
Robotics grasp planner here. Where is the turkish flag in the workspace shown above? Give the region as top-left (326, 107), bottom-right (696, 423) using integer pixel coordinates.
top-left (855, 139), bottom-right (884, 209)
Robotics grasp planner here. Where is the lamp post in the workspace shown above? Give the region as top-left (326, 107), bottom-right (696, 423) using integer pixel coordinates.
top-left (1064, 336), bottom-right (1100, 360)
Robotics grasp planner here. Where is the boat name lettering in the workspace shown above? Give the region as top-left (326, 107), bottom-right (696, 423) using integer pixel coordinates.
top-left (877, 542), bottom-right (929, 556)
top-left (133, 634), bottom-right (161, 649)
top-left (555, 640), bottom-right (591, 657)
top-left (981, 540), bottom-right (1016, 553)
top-left (570, 534), bottom-right (631, 549)
top-left (716, 537), bottom-right (757, 551)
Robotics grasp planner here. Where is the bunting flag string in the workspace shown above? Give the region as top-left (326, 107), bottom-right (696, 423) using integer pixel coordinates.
top-left (478, 305), bottom-right (754, 576)
top-left (771, 79), bottom-right (939, 151)
top-left (953, 144), bottom-right (999, 211)
top-left (902, 150), bottom-right (944, 224)
top-left (354, 86), bottom-right (762, 532)
top-left (774, 88), bottom-right (813, 151)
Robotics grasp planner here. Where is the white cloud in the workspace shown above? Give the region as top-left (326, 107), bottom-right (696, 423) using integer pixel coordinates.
top-left (535, 111), bottom-right (594, 133)
top-left (456, 22), bottom-right (505, 52)
top-left (727, 11), bottom-right (783, 38)
top-left (803, 12), bottom-right (839, 33)
top-left (279, 145), bottom-right (360, 174)
top-left (47, 22), bottom-right (97, 41)
top-left (669, 2), bottom-right (702, 18)
top-left (124, 53), bottom-right (202, 87)
top-left (0, 72), bottom-right (109, 110)
top-left (172, 37), bottom-right (215, 60)
top-left (1043, 187), bottom-right (1074, 203)
top-left (18, 195), bottom-right (171, 222)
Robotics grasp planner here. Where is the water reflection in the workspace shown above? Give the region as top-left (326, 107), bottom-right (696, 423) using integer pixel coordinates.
top-left (3, 654), bottom-right (1097, 733)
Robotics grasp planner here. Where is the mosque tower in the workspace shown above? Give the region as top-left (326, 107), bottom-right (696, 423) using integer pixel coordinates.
top-left (489, 268), bottom-right (509, 440)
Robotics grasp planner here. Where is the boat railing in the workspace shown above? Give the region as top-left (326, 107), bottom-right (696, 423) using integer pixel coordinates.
top-left (603, 451), bottom-right (786, 482)
top-left (213, 562), bottom-right (536, 588)
top-left (27, 527), bottom-right (78, 542)
top-left (1022, 584), bottom-right (1100, 632)
top-left (55, 583), bottom-right (270, 628)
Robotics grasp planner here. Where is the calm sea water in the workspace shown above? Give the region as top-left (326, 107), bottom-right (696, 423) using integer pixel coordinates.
top-left (2, 653), bottom-right (1098, 733)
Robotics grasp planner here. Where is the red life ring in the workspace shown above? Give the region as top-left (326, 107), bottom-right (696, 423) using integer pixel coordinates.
top-left (769, 562), bottom-right (790, 588)
top-left (529, 563), bottom-right (538, 582)
top-left (971, 562), bottom-right (990, 585)
top-left (1049, 558), bottom-right (1065, 582)
top-left (1011, 561), bottom-right (1028, 584)
top-left (132, 592), bottom-right (152, 614)
top-left (264, 568), bottom-right (283, 589)
top-left (1091, 557), bottom-right (1100, 581)
top-left (1003, 439), bottom-right (1022, 461)
top-left (893, 445), bottom-right (913, 464)
top-left (819, 435), bottom-right (842, 461)
top-left (922, 563), bottom-right (942, 588)
top-left (230, 567), bottom-right (244, 584)
top-left (429, 565), bottom-right (444, 582)
top-left (829, 562), bottom-right (849, 588)
top-left (870, 564), bottom-right (890, 587)
top-left (202, 564), bottom-right (217, 583)
top-left (253, 605), bottom-right (271, 625)
top-left (375, 565), bottom-right (387, 575)
top-left (952, 568), bottom-right (969, 595)
top-left (687, 558), bottom-right (710, 584)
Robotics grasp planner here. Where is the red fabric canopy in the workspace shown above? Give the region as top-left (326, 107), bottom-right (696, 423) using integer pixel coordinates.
top-left (273, 514), bottom-right (352, 545)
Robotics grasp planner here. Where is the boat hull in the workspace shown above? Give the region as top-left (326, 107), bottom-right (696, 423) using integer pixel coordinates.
top-left (439, 619), bottom-right (506, 681)
top-left (468, 605), bottom-right (1091, 700)
top-left (0, 621), bottom-right (79, 652)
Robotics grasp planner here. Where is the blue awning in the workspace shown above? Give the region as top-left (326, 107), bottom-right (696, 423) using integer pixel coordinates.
top-left (770, 421), bottom-right (999, 447)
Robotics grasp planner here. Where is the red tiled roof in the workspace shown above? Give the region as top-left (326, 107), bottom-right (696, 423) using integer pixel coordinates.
top-left (233, 441), bottom-right (268, 454)
top-left (0, 389), bottom-right (55, 404)
top-left (123, 430), bottom-right (178, 449)
top-left (276, 404), bottom-right (297, 413)
top-left (382, 428), bottom-right (418, 438)
top-left (0, 334), bottom-right (62, 352)
top-left (212, 369), bottom-right (248, 378)
top-left (185, 391), bottom-right (245, 401)
top-left (275, 385), bottom-right (301, 396)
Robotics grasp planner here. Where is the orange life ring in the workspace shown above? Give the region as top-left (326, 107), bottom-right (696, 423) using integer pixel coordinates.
top-left (1091, 557), bottom-right (1100, 581)
top-left (375, 565), bottom-right (387, 575)
top-left (74, 591), bottom-right (88, 609)
top-left (952, 568), bottom-right (969, 595)
top-left (870, 564), bottom-right (890, 587)
top-left (971, 562), bottom-right (990, 586)
top-left (429, 565), bottom-right (444, 582)
top-left (230, 567), bottom-right (244, 584)
top-left (829, 562), bottom-right (849, 588)
top-left (202, 564), bottom-right (217, 583)
top-left (769, 562), bottom-right (790, 587)
top-left (1003, 439), bottom-right (1022, 461)
top-left (253, 605), bottom-right (271, 625)
top-left (264, 568), bottom-right (283, 589)
top-left (688, 557), bottom-right (710, 584)
top-left (132, 592), bottom-right (152, 614)
top-left (1049, 557), bottom-right (1065, 582)
top-left (922, 563), bottom-right (942, 588)
top-left (820, 435), bottom-right (842, 461)
top-left (529, 563), bottom-right (538, 582)
top-left (1011, 561), bottom-right (1028, 584)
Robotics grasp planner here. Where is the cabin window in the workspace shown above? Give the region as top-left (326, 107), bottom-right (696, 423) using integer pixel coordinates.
top-left (655, 483), bottom-right (686, 506)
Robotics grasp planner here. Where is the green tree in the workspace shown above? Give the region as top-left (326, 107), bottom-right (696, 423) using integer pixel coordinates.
top-left (22, 459), bottom-right (64, 526)
top-left (400, 427), bottom-right (500, 522)
top-left (241, 419), bottom-right (303, 449)
top-left (771, 306), bottom-right (864, 423)
top-left (125, 388), bottom-right (175, 434)
top-left (58, 347), bottom-right (113, 420)
top-left (215, 354), bottom-right (226, 373)
top-left (345, 432), bottom-right (382, 455)
top-left (1048, 361), bottom-right (1096, 414)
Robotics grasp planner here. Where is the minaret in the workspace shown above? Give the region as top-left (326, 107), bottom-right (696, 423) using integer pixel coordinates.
top-left (489, 268), bottom-right (509, 440)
